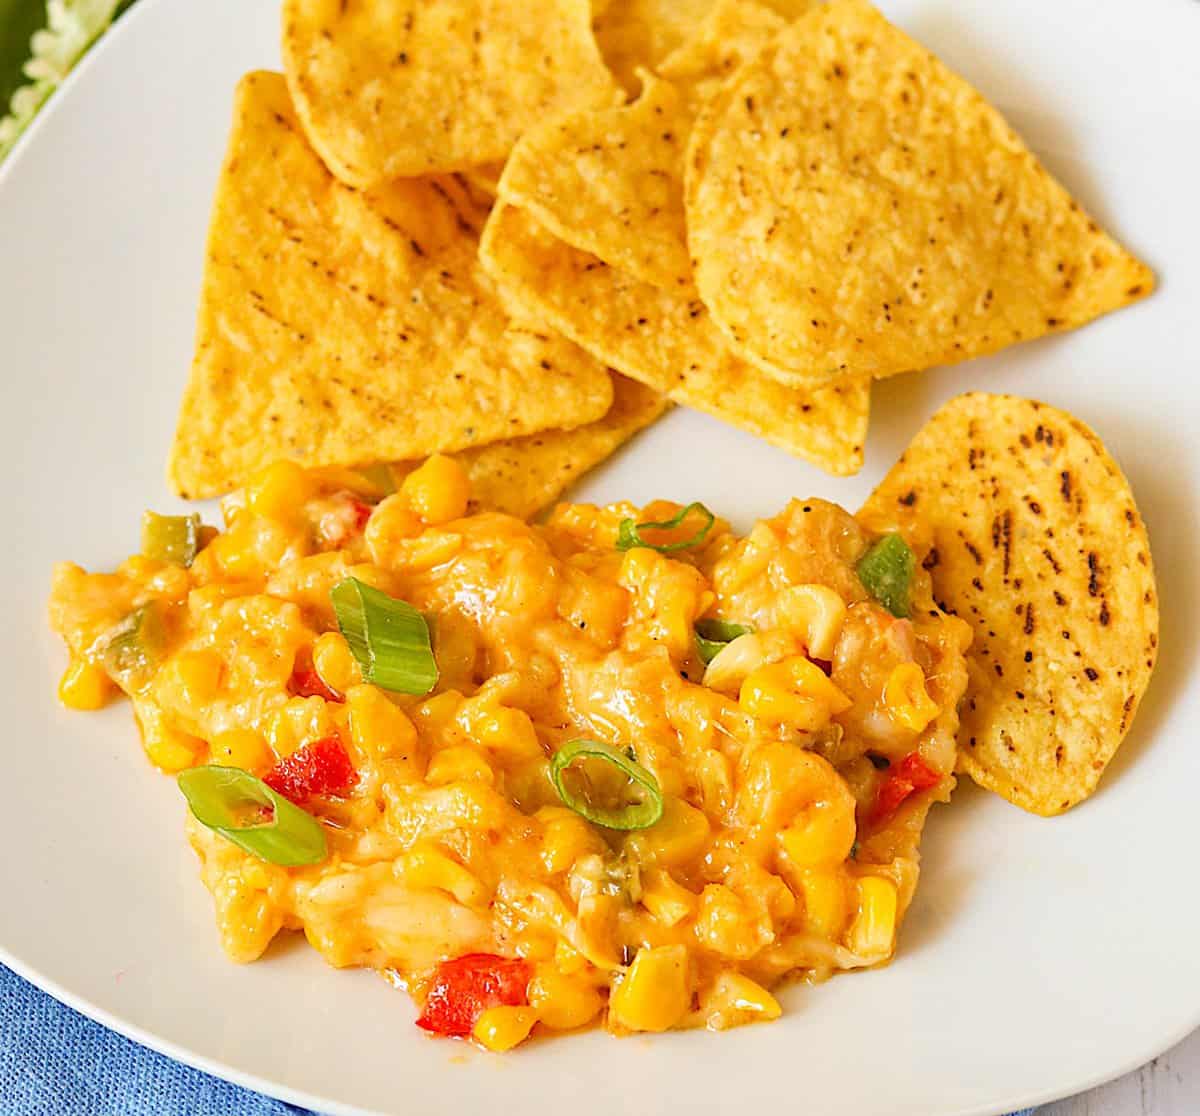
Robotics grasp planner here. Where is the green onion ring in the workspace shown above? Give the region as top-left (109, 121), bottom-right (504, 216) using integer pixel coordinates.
top-left (616, 502), bottom-right (715, 553)
top-left (550, 739), bottom-right (664, 831)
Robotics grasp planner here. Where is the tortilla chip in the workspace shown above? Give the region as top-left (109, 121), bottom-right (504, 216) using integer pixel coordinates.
top-left (685, 0), bottom-right (1155, 386)
top-left (593, 0), bottom-right (718, 92)
top-left (168, 72), bottom-right (613, 500)
top-left (593, 0), bottom-right (813, 92)
top-left (499, 72), bottom-right (693, 289)
top-left (281, 0), bottom-right (618, 187)
top-left (462, 161), bottom-right (506, 200)
top-left (394, 376), bottom-right (669, 519)
top-left (859, 393), bottom-right (1158, 816)
top-left (481, 202), bottom-right (868, 475)
top-left (658, 0), bottom-right (815, 106)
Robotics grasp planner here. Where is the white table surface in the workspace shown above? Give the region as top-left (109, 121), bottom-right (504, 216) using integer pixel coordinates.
top-left (1041, 1029), bottom-right (1200, 1115)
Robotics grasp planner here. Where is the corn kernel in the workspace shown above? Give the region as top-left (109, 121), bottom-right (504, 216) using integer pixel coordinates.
top-left (264, 696), bottom-right (336, 759)
top-left (626, 797), bottom-right (711, 868)
top-left (554, 937), bottom-right (589, 975)
top-left (400, 842), bottom-right (487, 906)
top-left (136, 704), bottom-right (204, 773)
top-left (312, 631), bottom-right (361, 694)
top-left (346, 684), bottom-right (419, 763)
top-left (242, 861), bottom-right (272, 890)
top-left (608, 945), bottom-right (690, 1033)
top-left (472, 1005), bottom-right (538, 1052)
top-left (535, 806), bottom-right (604, 874)
top-left (848, 876), bottom-right (898, 959)
top-left (170, 649), bottom-right (224, 705)
top-left (694, 885), bottom-right (762, 960)
top-left (411, 690), bottom-right (464, 748)
top-left (702, 632), bottom-right (780, 696)
top-left (247, 460), bottom-right (316, 520)
top-left (883, 662), bottom-right (940, 734)
top-left (639, 867), bottom-right (698, 927)
top-left (426, 745), bottom-right (495, 786)
top-left (528, 964), bottom-right (605, 1031)
top-left (400, 454), bottom-right (471, 525)
top-left (779, 795), bottom-right (856, 869)
top-left (797, 869), bottom-right (850, 939)
top-left (775, 584), bottom-right (847, 660)
top-left (739, 655), bottom-right (851, 732)
top-left (702, 972), bottom-right (782, 1030)
top-left (390, 531), bottom-right (463, 573)
top-left (58, 659), bottom-right (113, 711)
top-left (364, 494), bottom-right (424, 565)
top-left (463, 705), bottom-right (543, 763)
top-left (211, 729), bottom-right (273, 773)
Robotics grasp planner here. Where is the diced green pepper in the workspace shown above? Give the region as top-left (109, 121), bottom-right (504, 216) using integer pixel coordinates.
top-left (102, 602), bottom-right (166, 691)
top-left (856, 533), bottom-right (915, 619)
top-left (141, 511), bottom-right (201, 567)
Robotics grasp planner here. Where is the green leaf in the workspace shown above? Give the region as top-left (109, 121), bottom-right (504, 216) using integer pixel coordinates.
top-left (330, 576), bottom-right (438, 695)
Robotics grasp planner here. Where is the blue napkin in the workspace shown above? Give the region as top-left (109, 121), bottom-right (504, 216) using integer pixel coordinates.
top-left (0, 964), bottom-right (311, 1115)
top-left (2, 962), bottom-right (1036, 1115)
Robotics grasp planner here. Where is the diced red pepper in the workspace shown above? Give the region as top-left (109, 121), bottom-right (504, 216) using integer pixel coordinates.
top-left (289, 666), bottom-right (344, 703)
top-left (349, 498), bottom-right (374, 532)
top-left (415, 954), bottom-right (532, 1037)
top-left (264, 736), bottom-right (357, 805)
top-left (869, 751), bottom-right (942, 828)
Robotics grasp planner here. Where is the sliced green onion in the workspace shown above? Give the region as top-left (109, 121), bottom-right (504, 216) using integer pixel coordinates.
top-left (857, 533), bottom-right (915, 619)
top-left (102, 602), bottom-right (166, 691)
top-left (330, 576), bottom-right (438, 695)
top-left (695, 618), bottom-right (754, 664)
top-left (141, 511), bottom-right (201, 566)
top-left (616, 502), bottom-right (715, 553)
top-left (177, 766), bottom-right (327, 866)
top-left (550, 739), bottom-right (664, 831)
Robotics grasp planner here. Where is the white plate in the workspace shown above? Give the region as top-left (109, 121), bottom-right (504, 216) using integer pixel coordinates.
top-left (2, 0), bottom-right (1197, 1113)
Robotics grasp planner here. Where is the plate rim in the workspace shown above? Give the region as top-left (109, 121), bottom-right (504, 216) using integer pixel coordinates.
top-left (2, 0), bottom-right (1197, 1113)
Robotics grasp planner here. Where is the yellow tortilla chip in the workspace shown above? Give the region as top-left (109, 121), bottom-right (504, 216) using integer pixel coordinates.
top-left (685, 0), bottom-right (1155, 386)
top-left (395, 376), bottom-right (669, 519)
top-left (168, 72), bottom-right (613, 500)
top-left (500, 0), bottom-right (812, 329)
top-left (499, 72), bottom-right (693, 289)
top-left (481, 202), bottom-right (868, 475)
top-left (593, 0), bottom-right (812, 92)
top-left (657, 0), bottom-right (814, 105)
top-left (281, 0), bottom-right (618, 187)
top-left (462, 161), bottom-right (506, 200)
top-left (859, 393), bottom-right (1158, 816)
top-left (593, 0), bottom-right (717, 92)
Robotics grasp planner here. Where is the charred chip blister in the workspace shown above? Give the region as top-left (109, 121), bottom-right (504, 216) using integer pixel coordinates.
top-left (859, 392), bottom-right (1159, 816)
